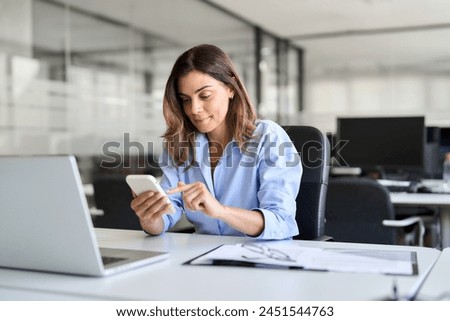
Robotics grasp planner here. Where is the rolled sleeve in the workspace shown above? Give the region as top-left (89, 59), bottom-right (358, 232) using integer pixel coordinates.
top-left (252, 124), bottom-right (302, 239)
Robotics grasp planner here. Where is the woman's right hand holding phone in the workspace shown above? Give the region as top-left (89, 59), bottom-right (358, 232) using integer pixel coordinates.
top-left (130, 191), bottom-right (171, 235)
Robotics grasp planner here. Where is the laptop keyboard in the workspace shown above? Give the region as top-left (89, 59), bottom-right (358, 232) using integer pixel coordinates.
top-left (102, 256), bottom-right (127, 266)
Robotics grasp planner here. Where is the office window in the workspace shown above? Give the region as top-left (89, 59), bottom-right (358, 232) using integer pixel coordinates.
top-left (0, 0), bottom-right (303, 160)
top-left (257, 32), bottom-right (277, 120)
top-left (0, 0), bottom-right (258, 157)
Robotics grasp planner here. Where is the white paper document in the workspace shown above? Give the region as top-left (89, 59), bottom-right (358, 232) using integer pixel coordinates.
top-left (187, 242), bottom-right (417, 275)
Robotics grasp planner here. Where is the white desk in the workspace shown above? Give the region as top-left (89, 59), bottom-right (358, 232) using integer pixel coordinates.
top-left (390, 193), bottom-right (450, 248)
top-left (0, 229), bottom-right (441, 301)
top-left (418, 248), bottom-right (450, 300)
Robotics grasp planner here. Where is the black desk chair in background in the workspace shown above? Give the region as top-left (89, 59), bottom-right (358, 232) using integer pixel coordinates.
top-left (92, 175), bottom-right (142, 230)
top-left (325, 177), bottom-right (425, 246)
top-left (90, 153), bottom-right (163, 231)
top-left (283, 125), bottom-right (331, 240)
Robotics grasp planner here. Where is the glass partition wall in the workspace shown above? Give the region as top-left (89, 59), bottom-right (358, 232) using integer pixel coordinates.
top-left (0, 0), bottom-right (302, 175)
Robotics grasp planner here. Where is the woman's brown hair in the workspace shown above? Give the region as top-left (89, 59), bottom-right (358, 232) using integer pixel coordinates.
top-left (162, 44), bottom-right (258, 166)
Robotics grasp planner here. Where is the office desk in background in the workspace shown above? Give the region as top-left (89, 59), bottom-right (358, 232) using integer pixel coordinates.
top-left (390, 192), bottom-right (450, 248)
top-left (0, 229), bottom-right (442, 301)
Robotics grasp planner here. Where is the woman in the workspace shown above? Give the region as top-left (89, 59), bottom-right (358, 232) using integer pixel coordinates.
top-left (131, 44), bottom-right (302, 239)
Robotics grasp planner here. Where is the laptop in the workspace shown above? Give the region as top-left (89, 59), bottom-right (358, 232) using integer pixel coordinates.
top-left (0, 155), bottom-right (169, 277)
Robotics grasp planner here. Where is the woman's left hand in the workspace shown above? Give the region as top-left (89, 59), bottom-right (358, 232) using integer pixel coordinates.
top-left (167, 181), bottom-right (224, 218)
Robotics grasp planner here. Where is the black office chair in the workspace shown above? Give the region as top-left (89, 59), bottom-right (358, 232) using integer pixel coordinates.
top-left (324, 177), bottom-right (425, 246)
top-left (283, 125), bottom-right (331, 240)
top-left (92, 175), bottom-right (142, 230)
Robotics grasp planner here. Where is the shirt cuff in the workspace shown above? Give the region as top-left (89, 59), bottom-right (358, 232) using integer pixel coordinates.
top-left (251, 208), bottom-right (298, 240)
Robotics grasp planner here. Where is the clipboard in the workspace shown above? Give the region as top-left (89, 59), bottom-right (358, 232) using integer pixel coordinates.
top-left (184, 243), bottom-right (418, 276)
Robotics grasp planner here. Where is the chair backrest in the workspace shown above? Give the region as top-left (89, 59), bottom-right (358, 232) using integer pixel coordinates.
top-left (324, 177), bottom-right (397, 244)
top-left (93, 175), bottom-right (142, 230)
top-left (283, 126), bottom-right (330, 240)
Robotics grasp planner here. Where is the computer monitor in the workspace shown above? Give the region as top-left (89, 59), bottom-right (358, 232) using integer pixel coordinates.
top-left (336, 116), bottom-right (425, 179)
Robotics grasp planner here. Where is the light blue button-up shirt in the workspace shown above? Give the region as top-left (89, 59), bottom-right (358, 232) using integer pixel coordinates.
top-left (158, 120), bottom-right (302, 240)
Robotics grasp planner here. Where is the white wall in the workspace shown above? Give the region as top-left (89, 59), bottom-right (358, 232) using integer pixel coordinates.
top-left (293, 71), bottom-right (450, 134)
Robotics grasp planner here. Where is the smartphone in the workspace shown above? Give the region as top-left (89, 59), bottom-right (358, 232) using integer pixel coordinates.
top-left (125, 174), bottom-right (175, 214)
